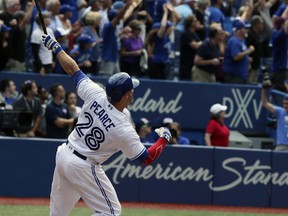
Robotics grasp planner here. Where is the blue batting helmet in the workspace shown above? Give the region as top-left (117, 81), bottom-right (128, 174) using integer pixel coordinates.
top-left (105, 72), bottom-right (140, 103)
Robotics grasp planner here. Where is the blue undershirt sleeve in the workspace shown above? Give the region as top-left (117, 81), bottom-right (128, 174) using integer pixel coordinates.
top-left (70, 70), bottom-right (88, 90)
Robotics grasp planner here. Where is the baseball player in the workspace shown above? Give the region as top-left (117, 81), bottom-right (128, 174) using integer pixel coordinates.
top-left (42, 34), bottom-right (172, 216)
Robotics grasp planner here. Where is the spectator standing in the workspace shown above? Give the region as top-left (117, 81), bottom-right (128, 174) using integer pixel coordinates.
top-left (0, 23), bottom-right (12, 71)
top-left (77, 0), bottom-right (88, 19)
top-left (192, 24), bottom-right (223, 83)
top-left (179, 15), bottom-right (202, 80)
top-left (70, 34), bottom-right (95, 74)
top-left (82, 10), bottom-right (102, 74)
top-left (153, 0), bottom-right (169, 23)
top-left (99, 1), bottom-right (133, 76)
top-left (59, 3), bottom-right (80, 50)
top-left (120, 19), bottom-right (144, 77)
top-left (270, 17), bottom-right (288, 92)
top-left (246, 15), bottom-right (264, 83)
top-left (0, 0), bottom-right (21, 26)
top-left (205, 103), bottom-right (230, 147)
top-left (13, 80), bottom-right (42, 137)
top-left (122, 0), bottom-right (152, 43)
top-left (28, 0), bottom-right (47, 34)
top-left (58, 4), bottom-right (73, 32)
top-left (174, 0), bottom-right (198, 52)
top-left (88, 0), bottom-right (103, 13)
top-left (271, 0), bottom-right (287, 25)
top-left (46, 0), bottom-right (62, 32)
top-left (261, 87), bottom-right (288, 150)
top-left (25, 0), bottom-right (47, 72)
top-left (204, 0), bottom-right (225, 37)
top-left (0, 78), bottom-right (18, 109)
top-left (222, 19), bottom-right (255, 84)
top-left (146, 3), bottom-right (175, 79)
top-left (45, 83), bottom-right (76, 139)
top-left (252, 0), bottom-right (275, 59)
top-left (7, 2), bottom-right (34, 72)
top-left (98, 0), bottom-right (112, 37)
top-left (194, 0), bottom-right (209, 41)
top-left (30, 12), bottom-right (54, 75)
top-left (59, 0), bottom-right (78, 24)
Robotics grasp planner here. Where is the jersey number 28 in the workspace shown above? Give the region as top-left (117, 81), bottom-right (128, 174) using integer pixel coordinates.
top-left (75, 112), bottom-right (105, 150)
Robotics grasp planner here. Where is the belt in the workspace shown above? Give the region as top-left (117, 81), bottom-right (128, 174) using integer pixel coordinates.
top-left (66, 141), bottom-right (87, 161)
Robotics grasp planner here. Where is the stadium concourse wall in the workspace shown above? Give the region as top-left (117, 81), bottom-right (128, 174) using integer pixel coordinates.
top-left (0, 136), bottom-right (287, 208)
top-left (0, 71), bottom-right (272, 145)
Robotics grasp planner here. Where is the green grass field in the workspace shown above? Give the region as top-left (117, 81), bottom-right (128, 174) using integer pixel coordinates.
top-left (0, 205), bottom-right (287, 216)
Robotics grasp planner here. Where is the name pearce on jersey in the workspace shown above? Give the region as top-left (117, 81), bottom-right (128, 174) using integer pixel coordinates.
top-left (90, 101), bottom-right (115, 131)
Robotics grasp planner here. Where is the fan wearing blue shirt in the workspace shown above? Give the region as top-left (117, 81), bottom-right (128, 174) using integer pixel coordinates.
top-left (270, 18), bottom-right (288, 92)
top-left (223, 20), bottom-right (255, 84)
top-left (262, 87), bottom-right (288, 151)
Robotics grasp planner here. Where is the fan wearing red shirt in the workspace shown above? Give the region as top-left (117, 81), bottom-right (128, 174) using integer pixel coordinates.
top-left (205, 103), bottom-right (230, 147)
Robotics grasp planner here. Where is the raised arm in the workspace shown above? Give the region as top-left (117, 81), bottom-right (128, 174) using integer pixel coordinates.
top-left (111, 0), bottom-right (133, 27)
top-left (261, 88), bottom-right (275, 114)
top-left (157, 3), bottom-right (169, 38)
top-left (123, 0), bottom-right (143, 22)
top-left (42, 35), bottom-right (80, 76)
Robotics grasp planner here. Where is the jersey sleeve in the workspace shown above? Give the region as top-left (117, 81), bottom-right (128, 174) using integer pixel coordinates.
top-left (71, 71), bottom-right (105, 102)
top-left (118, 125), bottom-right (147, 161)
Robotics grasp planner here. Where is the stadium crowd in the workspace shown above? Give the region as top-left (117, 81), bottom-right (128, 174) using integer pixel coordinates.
top-left (0, 0), bottom-right (287, 87)
top-left (0, 0), bottom-right (288, 147)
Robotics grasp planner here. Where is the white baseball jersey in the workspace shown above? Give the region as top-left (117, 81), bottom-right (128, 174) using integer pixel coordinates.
top-left (68, 76), bottom-right (146, 164)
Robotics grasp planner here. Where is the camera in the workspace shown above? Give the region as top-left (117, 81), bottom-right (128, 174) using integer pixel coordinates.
top-left (0, 110), bottom-right (33, 136)
top-left (170, 128), bottom-right (178, 138)
top-left (261, 66), bottom-right (272, 89)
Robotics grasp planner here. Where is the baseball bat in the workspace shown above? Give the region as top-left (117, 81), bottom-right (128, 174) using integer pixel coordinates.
top-left (34, 0), bottom-right (47, 34)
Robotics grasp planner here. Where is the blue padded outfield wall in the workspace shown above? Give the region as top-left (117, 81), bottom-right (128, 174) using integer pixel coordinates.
top-left (0, 137), bottom-right (288, 208)
top-left (0, 72), bottom-right (268, 141)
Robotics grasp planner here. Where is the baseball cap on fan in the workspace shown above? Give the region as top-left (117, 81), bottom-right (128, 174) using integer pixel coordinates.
top-left (233, 19), bottom-right (251, 31)
top-left (135, 118), bottom-right (150, 133)
top-left (77, 34), bottom-right (95, 45)
top-left (210, 103), bottom-right (227, 115)
top-left (59, 4), bottom-right (74, 14)
top-left (105, 72), bottom-right (140, 103)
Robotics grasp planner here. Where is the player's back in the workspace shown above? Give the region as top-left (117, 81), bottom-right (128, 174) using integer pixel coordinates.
top-left (68, 77), bottom-right (145, 164)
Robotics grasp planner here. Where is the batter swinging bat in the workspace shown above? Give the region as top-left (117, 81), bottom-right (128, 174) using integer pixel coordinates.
top-left (34, 0), bottom-right (47, 34)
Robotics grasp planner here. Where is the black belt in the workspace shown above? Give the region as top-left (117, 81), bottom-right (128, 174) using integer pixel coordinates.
top-left (66, 141), bottom-right (87, 161)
